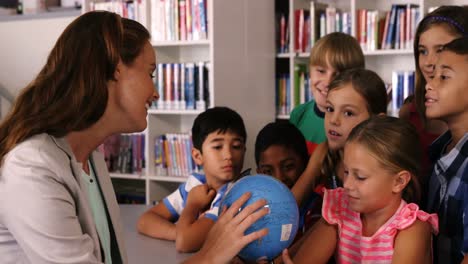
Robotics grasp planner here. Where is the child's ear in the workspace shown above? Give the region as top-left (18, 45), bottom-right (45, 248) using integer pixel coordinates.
top-left (191, 148), bottom-right (203, 166)
top-left (392, 170), bottom-right (411, 194)
top-left (377, 112), bottom-right (387, 117)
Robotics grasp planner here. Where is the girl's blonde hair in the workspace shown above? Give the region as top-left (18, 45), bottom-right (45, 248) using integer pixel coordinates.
top-left (346, 116), bottom-right (422, 204)
top-left (309, 32), bottom-right (365, 71)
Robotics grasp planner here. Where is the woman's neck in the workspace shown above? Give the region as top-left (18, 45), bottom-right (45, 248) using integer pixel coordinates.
top-left (360, 196), bottom-right (402, 237)
top-left (65, 125), bottom-right (110, 170)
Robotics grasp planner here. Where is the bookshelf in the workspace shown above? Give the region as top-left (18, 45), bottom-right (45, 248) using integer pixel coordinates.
top-left (83, 0), bottom-right (275, 204)
top-left (275, 0), bottom-right (468, 119)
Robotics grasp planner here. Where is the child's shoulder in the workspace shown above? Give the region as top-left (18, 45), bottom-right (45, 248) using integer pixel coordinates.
top-left (290, 100), bottom-right (316, 123)
top-left (182, 173), bottom-right (207, 191)
top-left (389, 203), bottom-right (438, 235)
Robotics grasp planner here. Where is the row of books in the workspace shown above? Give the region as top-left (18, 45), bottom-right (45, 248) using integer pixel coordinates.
top-left (276, 64), bottom-right (312, 116)
top-left (90, 0), bottom-right (148, 29)
top-left (287, 5), bottom-right (352, 53)
top-left (151, 0), bottom-right (207, 42)
top-left (152, 62), bottom-right (209, 111)
top-left (102, 134), bottom-right (146, 174)
top-left (357, 4), bottom-right (420, 51)
top-left (309, 4), bottom-right (352, 44)
top-left (154, 133), bottom-right (202, 177)
top-left (391, 70), bottom-right (415, 111)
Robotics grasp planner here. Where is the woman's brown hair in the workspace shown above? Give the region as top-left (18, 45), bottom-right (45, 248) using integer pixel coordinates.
top-left (0, 11), bottom-right (150, 162)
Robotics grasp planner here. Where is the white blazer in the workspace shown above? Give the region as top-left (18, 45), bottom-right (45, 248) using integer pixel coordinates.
top-left (0, 134), bottom-right (127, 264)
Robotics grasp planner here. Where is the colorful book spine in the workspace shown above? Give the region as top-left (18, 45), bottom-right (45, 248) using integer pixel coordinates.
top-left (173, 63), bottom-right (180, 110)
top-left (198, 0), bottom-right (207, 40)
top-left (185, 63), bottom-right (195, 110)
top-left (157, 63), bottom-right (164, 109)
top-left (196, 62), bottom-right (206, 110)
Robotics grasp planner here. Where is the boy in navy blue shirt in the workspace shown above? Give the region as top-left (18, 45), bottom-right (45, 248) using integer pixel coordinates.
top-left (425, 37), bottom-right (468, 264)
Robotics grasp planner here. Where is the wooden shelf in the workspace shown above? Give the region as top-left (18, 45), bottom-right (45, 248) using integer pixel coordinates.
top-left (276, 114), bottom-right (290, 119)
top-left (276, 53), bottom-right (292, 58)
top-left (363, 49), bottom-right (413, 56)
top-left (147, 109), bottom-right (204, 115)
top-left (110, 172), bottom-right (146, 180)
top-left (152, 40), bottom-right (210, 47)
top-left (148, 175), bottom-right (189, 183)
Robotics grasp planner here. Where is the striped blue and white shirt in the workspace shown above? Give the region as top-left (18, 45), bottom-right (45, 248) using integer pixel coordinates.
top-left (163, 173), bottom-right (232, 221)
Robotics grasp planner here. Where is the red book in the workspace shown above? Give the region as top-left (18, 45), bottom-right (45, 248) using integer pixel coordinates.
top-left (280, 14), bottom-right (286, 53)
top-left (294, 9), bottom-right (301, 52)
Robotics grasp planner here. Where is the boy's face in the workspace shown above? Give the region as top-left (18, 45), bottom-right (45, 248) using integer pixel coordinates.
top-left (256, 145), bottom-right (305, 188)
top-left (425, 51), bottom-right (468, 123)
top-left (310, 62), bottom-right (337, 113)
top-left (192, 130), bottom-right (246, 190)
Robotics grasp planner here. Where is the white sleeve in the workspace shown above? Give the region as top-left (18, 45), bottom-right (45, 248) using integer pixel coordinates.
top-left (1, 149), bottom-right (102, 264)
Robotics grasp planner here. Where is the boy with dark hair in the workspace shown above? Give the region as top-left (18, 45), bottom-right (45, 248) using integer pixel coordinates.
top-left (426, 37), bottom-right (468, 264)
top-left (137, 107), bottom-right (247, 253)
top-left (254, 121), bottom-right (320, 239)
top-left (255, 121), bottom-right (308, 188)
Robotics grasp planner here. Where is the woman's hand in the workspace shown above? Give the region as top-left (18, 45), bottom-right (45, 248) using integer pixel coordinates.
top-left (183, 192), bottom-right (269, 264)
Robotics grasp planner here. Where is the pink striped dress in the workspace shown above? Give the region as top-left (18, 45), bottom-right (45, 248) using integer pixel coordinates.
top-left (322, 188), bottom-right (439, 264)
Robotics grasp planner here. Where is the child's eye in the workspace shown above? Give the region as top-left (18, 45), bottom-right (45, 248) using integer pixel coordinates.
top-left (232, 144), bottom-right (244, 150)
top-left (440, 75), bottom-right (449, 80)
top-left (212, 145), bottom-right (222, 150)
top-left (316, 68), bottom-right (325, 74)
top-left (284, 164), bottom-right (296, 171)
top-left (418, 49), bottom-right (428, 56)
top-left (260, 168), bottom-right (272, 175)
top-left (344, 111), bottom-right (354, 117)
top-left (325, 106), bottom-right (334, 112)
top-left (356, 175), bottom-right (366, 181)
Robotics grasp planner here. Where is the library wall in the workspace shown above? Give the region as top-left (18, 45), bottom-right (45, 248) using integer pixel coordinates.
top-left (0, 16), bottom-right (75, 102)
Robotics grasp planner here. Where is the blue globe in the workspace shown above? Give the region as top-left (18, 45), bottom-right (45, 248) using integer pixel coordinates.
top-left (220, 174), bottom-right (299, 261)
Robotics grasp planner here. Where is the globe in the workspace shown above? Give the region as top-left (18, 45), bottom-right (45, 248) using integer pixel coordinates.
top-left (220, 174), bottom-right (299, 262)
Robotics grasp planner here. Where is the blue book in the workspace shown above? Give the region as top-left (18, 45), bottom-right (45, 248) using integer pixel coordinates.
top-left (140, 134), bottom-right (145, 170)
top-left (397, 73), bottom-right (404, 108)
top-left (409, 71), bottom-right (415, 96)
top-left (198, 0), bottom-right (207, 39)
top-left (394, 8), bottom-right (402, 49)
top-left (286, 74), bottom-right (291, 114)
top-left (385, 5), bottom-right (398, 49)
top-left (185, 63), bottom-right (195, 110)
